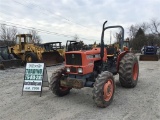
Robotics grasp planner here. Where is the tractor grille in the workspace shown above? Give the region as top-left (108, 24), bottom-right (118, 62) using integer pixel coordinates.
top-left (65, 53), bottom-right (82, 65)
top-left (70, 67), bottom-right (77, 73)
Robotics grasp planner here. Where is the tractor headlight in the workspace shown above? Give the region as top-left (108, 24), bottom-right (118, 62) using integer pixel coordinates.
top-left (78, 68), bottom-right (83, 73)
top-left (66, 67), bottom-right (70, 72)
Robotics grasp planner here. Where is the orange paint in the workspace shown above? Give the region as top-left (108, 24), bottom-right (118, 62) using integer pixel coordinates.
top-left (116, 51), bottom-right (129, 72)
top-left (65, 47), bottom-right (107, 75)
top-left (103, 79), bottom-right (114, 101)
top-left (133, 62), bottom-right (138, 80)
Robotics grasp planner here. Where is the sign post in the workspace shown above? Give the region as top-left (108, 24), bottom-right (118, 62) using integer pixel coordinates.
top-left (22, 63), bottom-right (48, 97)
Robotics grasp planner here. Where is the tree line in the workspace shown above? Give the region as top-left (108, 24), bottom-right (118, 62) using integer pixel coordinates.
top-left (1, 18), bottom-right (160, 50)
top-left (128, 19), bottom-right (160, 51)
top-left (0, 24), bottom-right (41, 46)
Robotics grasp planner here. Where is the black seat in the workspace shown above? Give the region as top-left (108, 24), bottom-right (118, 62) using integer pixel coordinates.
top-left (107, 47), bottom-right (115, 57)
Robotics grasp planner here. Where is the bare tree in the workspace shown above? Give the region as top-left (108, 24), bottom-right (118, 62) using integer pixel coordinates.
top-left (0, 24), bottom-right (17, 46)
top-left (113, 29), bottom-right (123, 48)
top-left (115, 32), bottom-right (122, 43)
top-left (29, 30), bottom-right (42, 44)
top-left (128, 25), bottom-right (139, 39)
top-left (0, 24), bottom-right (7, 41)
top-left (72, 34), bottom-right (79, 41)
top-left (139, 22), bottom-right (149, 33)
top-left (128, 23), bottom-right (149, 39)
top-left (149, 18), bottom-right (160, 36)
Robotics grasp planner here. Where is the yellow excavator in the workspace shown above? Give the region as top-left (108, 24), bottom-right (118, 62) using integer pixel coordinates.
top-left (9, 34), bottom-right (63, 66)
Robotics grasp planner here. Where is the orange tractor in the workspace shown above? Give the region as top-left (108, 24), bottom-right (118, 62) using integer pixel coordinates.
top-left (50, 21), bottom-right (139, 108)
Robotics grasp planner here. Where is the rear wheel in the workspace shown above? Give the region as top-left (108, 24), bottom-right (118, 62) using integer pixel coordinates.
top-left (93, 71), bottom-right (115, 108)
top-left (50, 66), bottom-right (71, 96)
top-left (119, 53), bottom-right (139, 88)
top-left (25, 52), bottom-right (38, 63)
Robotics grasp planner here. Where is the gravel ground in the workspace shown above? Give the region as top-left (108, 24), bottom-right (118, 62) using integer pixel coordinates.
top-left (0, 57), bottom-right (160, 120)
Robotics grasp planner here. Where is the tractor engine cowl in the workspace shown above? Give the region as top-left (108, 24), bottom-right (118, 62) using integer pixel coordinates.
top-left (64, 48), bottom-right (107, 75)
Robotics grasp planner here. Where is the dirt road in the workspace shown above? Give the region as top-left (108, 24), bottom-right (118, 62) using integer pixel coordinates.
top-left (0, 60), bottom-right (160, 120)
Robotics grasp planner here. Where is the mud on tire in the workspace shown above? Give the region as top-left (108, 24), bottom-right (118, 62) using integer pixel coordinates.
top-left (93, 71), bottom-right (115, 108)
top-left (50, 66), bottom-right (71, 96)
top-left (119, 53), bottom-right (139, 88)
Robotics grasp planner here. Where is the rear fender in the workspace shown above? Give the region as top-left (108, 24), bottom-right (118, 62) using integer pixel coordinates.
top-left (116, 51), bottom-right (129, 72)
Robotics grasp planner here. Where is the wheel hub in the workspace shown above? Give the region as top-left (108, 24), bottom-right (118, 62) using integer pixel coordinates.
top-left (27, 56), bottom-right (32, 62)
top-left (133, 63), bottom-right (138, 81)
top-left (60, 86), bottom-right (69, 91)
top-left (107, 85), bottom-right (111, 93)
top-left (103, 79), bottom-right (113, 101)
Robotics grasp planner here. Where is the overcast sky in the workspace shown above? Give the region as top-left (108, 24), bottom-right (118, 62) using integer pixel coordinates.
top-left (0, 0), bottom-right (160, 45)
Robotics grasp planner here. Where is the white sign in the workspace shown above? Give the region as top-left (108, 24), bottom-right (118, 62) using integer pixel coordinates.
top-left (23, 63), bottom-right (44, 92)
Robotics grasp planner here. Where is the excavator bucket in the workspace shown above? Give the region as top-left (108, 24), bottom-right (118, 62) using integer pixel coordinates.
top-left (0, 59), bottom-right (22, 70)
top-left (41, 51), bottom-right (63, 66)
top-left (139, 55), bottom-right (159, 61)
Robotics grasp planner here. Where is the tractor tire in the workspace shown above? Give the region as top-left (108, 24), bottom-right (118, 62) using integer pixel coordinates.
top-left (119, 53), bottom-right (139, 88)
top-left (25, 52), bottom-right (38, 63)
top-left (50, 66), bottom-right (71, 96)
top-left (93, 71), bottom-right (115, 108)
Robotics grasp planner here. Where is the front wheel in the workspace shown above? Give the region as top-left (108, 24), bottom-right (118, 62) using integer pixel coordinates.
top-left (93, 71), bottom-right (115, 108)
top-left (25, 52), bottom-right (38, 63)
top-left (50, 66), bottom-right (71, 96)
